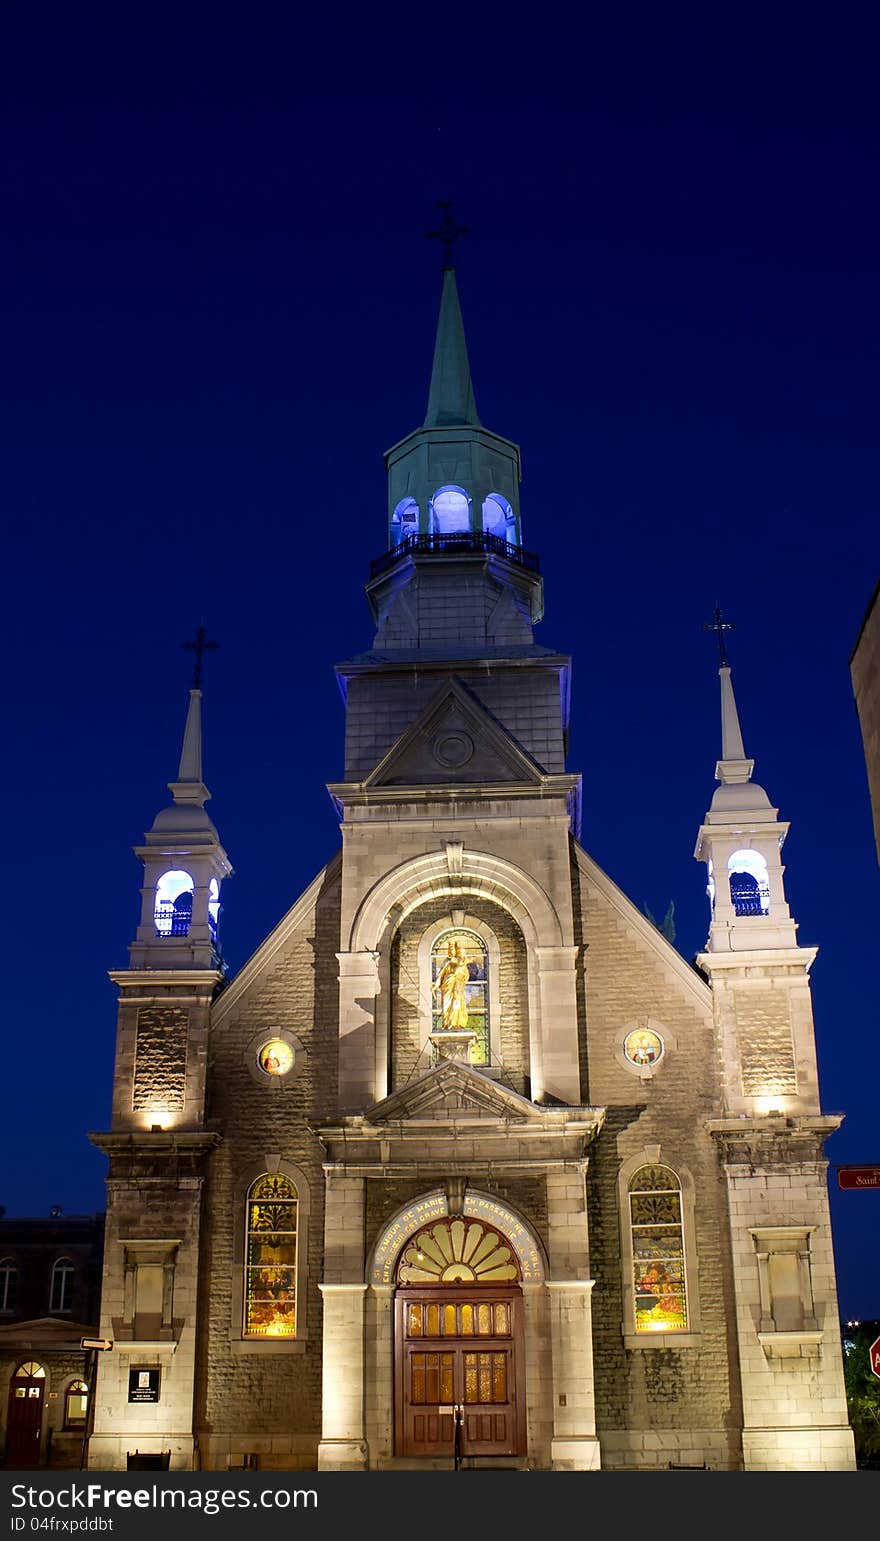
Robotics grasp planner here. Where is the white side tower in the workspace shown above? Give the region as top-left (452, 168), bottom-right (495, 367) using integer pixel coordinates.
top-left (695, 641), bottom-right (854, 1471)
top-left (89, 656), bottom-right (230, 1470)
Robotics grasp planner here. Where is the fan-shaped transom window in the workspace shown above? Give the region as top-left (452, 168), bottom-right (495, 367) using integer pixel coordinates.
top-left (16, 1362), bottom-right (45, 1378)
top-left (244, 1173), bottom-right (298, 1338)
top-left (398, 1219), bottom-right (519, 1284)
top-left (629, 1165), bottom-right (688, 1332)
top-left (0, 1258), bottom-right (17, 1313)
top-left (50, 1258), bottom-right (75, 1313)
top-left (431, 930), bottom-right (489, 1064)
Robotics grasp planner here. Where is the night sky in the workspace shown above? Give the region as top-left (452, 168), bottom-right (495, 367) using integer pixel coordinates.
top-left (2, 7), bottom-right (878, 1318)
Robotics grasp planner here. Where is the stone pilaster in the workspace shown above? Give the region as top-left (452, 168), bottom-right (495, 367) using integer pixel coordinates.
top-left (710, 1119), bottom-right (856, 1471)
top-left (545, 1169), bottom-right (600, 1470)
top-left (546, 1282), bottom-right (600, 1470)
top-left (317, 1286), bottom-right (369, 1470)
top-left (336, 951), bottom-right (381, 1111)
top-left (86, 1131), bottom-right (219, 1471)
top-left (318, 1173), bottom-right (369, 1470)
top-left (534, 946), bottom-right (581, 1104)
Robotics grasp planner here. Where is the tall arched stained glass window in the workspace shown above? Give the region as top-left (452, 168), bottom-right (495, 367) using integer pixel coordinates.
top-left (628, 1165), bottom-right (688, 1332)
top-left (431, 930), bottom-right (489, 1065)
top-left (244, 1174), bottom-right (298, 1338)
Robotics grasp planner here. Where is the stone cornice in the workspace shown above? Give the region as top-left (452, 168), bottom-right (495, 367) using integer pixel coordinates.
top-left (89, 1130), bottom-right (223, 1156)
top-left (328, 776), bottom-right (581, 808)
top-left (707, 1114), bottom-right (843, 1167)
top-left (695, 947), bottom-right (818, 973)
top-left (109, 970), bottom-right (224, 989)
top-left (321, 1155), bottom-right (594, 1178)
top-left (335, 651), bottom-right (571, 680)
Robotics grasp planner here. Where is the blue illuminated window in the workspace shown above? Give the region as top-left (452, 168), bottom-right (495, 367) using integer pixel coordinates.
top-left (429, 485), bottom-right (470, 534)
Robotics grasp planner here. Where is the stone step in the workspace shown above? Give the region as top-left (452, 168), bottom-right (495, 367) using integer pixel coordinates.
top-left (374, 1456), bottom-right (529, 1472)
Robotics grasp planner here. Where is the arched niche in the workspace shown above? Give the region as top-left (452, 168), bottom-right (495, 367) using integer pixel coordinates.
top-left (391, 496), bottom-right (420, 546)
top-left (429, 484), bottom-right (471, 534)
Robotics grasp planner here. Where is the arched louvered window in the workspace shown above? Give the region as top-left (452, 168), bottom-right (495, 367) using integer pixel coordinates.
top-left (50, 1257), bottom-right (75, 1313)
top-left (154, 869), bottom-right (194, 937)
top-left (728, 849), bottom-right (770, 916)
top-left (628, 1165), bottom-right (688, 1333)
top-left (244, 1173), bottom-right (298, 1338)
top-left (0, 1258), bottom-right (17, 1313)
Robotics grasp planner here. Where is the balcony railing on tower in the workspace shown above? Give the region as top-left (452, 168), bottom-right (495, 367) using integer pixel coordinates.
top-left (155, 906), bottom-right (192, 937)
top-left (370, 530), bottom-right (540, 580)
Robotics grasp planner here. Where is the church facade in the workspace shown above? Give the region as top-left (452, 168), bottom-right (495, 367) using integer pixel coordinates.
top-left (88, 270), bottom-right (855, 1472)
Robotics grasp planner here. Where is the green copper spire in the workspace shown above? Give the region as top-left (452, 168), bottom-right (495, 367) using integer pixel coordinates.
top-left (423, 268), bottom-right (481, 429)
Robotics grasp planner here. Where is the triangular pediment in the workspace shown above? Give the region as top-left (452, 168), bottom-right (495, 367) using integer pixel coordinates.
top-left (0, 1316), bottom-right (95, 1344)
top-left (364, 1061), bottom-right (544, 1124)
top-left (364, 677), bottom-right (545, 788)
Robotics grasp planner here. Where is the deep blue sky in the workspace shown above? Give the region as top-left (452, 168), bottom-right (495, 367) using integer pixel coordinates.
top-left (1, 6), bottom-right (878, 1316)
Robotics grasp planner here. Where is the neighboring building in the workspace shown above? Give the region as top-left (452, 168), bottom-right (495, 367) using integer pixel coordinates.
top-left (88, 267), bottom-right (855, 1472)
top-left (851, 578), bottom-right (880, 864)
top-left (0, 1211), bottom-right (104, 1468)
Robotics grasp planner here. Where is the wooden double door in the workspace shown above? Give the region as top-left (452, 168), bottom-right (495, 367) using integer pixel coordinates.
top-left (395, 1286), bottom-right (525, 1460)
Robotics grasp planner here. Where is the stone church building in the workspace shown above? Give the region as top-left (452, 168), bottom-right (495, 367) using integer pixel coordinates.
top-left (88, 268), bottom-right (855, 1472)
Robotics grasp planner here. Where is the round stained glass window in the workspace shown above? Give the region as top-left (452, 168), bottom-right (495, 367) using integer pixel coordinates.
top-left (258, 1039), bottom-right (294, 1077)
top-left (623, 1028), bottom-right (664, 1067)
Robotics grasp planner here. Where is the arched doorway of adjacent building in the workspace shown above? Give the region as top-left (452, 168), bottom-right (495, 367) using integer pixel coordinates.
top-left (393, 1216), bottom-right (525, 1460)
top-left (6, 1361), bottom-right (46, 1467)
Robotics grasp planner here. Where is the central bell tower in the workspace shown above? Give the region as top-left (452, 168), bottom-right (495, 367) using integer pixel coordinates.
top-left (329, 261), bottom-right (584, 1111)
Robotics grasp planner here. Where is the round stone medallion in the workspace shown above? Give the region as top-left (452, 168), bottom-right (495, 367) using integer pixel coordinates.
top-left (433, 731), bottom-right (474, 768)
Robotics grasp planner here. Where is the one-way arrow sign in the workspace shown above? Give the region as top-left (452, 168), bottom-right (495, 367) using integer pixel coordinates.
top-left (81, 1337), bottom-right (113, 1351)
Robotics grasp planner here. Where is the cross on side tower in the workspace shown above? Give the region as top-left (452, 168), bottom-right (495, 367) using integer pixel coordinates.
top-left (182, 624), bottom-right (218, 690)
top-left (703, 605), bottom-right (734, 668)
top-left (426, 200), bottom-right (469, 269)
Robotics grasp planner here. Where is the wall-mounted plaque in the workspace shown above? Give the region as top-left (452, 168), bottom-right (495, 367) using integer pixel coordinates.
top-left (128, 1368), bottom-right (161, 1404)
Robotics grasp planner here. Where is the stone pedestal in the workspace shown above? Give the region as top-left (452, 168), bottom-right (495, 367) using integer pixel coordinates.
top-left (429, 1029), bottom-right (477, 1064)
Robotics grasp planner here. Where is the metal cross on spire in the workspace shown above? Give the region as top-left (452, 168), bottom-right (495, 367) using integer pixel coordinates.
top-left (182, 624), bottom-right (218, 690)
top-left (426, 200), bottom-right (469, 269)
top-left (703, 605), bottom-right (735, 668)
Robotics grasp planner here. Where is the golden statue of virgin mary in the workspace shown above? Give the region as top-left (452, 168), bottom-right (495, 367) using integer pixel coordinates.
top-left (434, 940), bottom-right (471, 1029)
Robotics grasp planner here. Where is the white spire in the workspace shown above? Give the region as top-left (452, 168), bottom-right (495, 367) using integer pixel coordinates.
top-left (176, 687), bottom-right (204, 789)
top-left (165, 687), bottom-right (210, 811)
top-left (716, 665), bottom-right (755, 785)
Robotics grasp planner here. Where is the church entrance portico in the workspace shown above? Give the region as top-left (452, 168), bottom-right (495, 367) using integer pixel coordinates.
top-left (318, 1065), bottom-right (604, 1471)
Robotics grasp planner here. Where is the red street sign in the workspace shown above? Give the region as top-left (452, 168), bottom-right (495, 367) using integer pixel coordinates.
top-left (870, 1337), bottom-right (880, 1381)
top-left (836, 1166), bottom-right (880, 1190)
